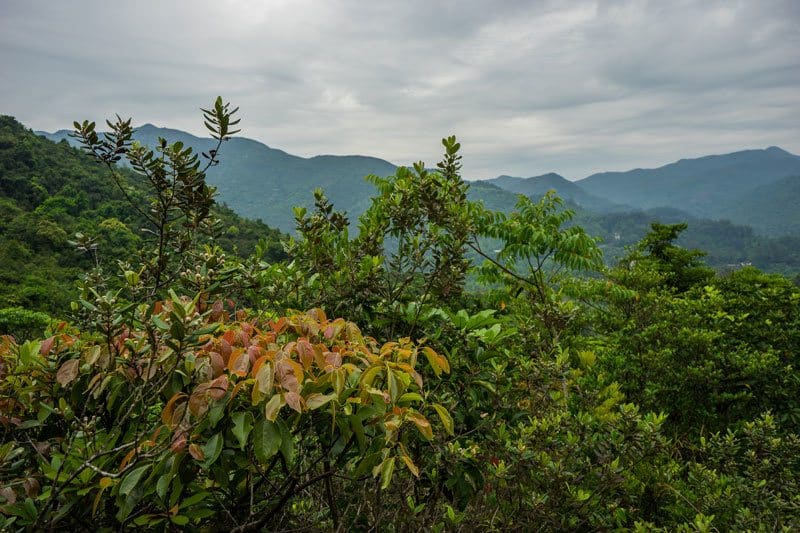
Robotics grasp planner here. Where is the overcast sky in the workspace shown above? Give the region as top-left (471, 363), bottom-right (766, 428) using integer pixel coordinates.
top-left (1, 0), bottom-right (798, 179)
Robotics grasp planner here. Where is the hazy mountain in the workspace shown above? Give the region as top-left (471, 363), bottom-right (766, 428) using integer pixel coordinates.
top-left (576, 146), bottom-right (800, 221)
top-left (41, 127), bottom-right (800, 239)
top-left (717, 174), bottom-right (800, 237)
top-left (486, 172), bottom-right (628, 212)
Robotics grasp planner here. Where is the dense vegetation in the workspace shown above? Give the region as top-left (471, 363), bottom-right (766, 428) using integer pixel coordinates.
top-left (0, 115), bottom-right (286, 319)
top-left (1, 102), bottom-right (798, 531)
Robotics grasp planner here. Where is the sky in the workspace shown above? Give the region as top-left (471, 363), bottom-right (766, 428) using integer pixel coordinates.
top-left (1, 0), bottom-right (798, 180)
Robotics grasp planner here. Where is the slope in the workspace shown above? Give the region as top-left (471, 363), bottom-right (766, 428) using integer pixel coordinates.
top-left (576, 147), bottom-right (800, 221)
top-left (1, 116), bottom-right (285, 315)
top-left (42, 125), bottom-right (398, 232)
top-left (717, 174), bottom-right (800, 237)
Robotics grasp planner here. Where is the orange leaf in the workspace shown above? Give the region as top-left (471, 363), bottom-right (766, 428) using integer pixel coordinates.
top-left (228, 349), bottom-right (250, 377)
top-left (39, 336), bottom-right (55, 356)
top-left (162, 393), bottom-right (187, 426)
top-left (189, 443), bottom-right (205, 461)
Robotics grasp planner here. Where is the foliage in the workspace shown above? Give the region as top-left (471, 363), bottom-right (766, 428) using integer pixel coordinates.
top-left (0, 301), bottom-right (449, 530)
top-left (0, 308), bottom-right (52, 341)
top-left (2, 106), bottom-right (799, 531)
top-left (0, 115), bottom-right (285, 316)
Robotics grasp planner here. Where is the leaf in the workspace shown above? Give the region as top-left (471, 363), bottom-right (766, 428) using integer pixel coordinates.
top-left (400, 453), bottom-right (420, 478)
top-left (387, 368), bottom-right (399, 402)
top-left (253, 420), bottom-right (282, 463)
top-left (162, 393), bottom-right (187, 428)
top-left (252, 361), bottom-right (273, 405)
top-left (202, 433), bottom-right (223, 467)
top-left (380, 457), bottom-right (396, 489)
top-left (119, 465), bottom-right (149, 497)
top-left (208, 375), bottom-right (229, 400)
top-left (171, 515), bottom-right (189, 526)
top-left (360, 366), bottom-right (382, 388)
top-left (231, 412), bottom-right (253, 450)
top-left (305, 392), bottom-right (337, 410)
top-left (424, 346), bottom-right (450, 376)
top-left (277, 420), bottom-right (294, 463)
top-left (56, 359), bottom-right (80, 387)
top-left (285, 391), bottom-right (303, 413)
top-left (406, 411), bottom-right (433, 440)
top-left (228, 350), bottom-right (250, 377)
top-left (432, 404), bottom-right (454, 436)
top-left (188, 444), bottom-right (205, 461)
top-left (398, 392), bottom-right (424, 405)
top-left (264, 394), bottom-right (285, 422)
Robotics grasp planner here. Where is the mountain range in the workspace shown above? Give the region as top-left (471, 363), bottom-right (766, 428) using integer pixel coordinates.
top-left (40, 126), bottom-right (800, 238)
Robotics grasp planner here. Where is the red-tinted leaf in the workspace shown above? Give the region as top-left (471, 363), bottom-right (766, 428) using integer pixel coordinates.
top-left (56, 359), bottom-right (80, 387)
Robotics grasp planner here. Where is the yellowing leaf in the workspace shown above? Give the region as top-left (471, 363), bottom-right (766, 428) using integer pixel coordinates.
top-left (228, 350), bottom-right (249, 377)
top-left (162, 393), bottom-right (187, 426)
top-left (305, 392), bottom-right (337, 410)
top-left (360, 366), bottom-right (382, 389)
top-left (56, 359), bottom-right (80, 387)
top-left (400, 453), bottom-right (420, 478)
top-left (252, 361), bottom-right (273, 405)
top-left (264, 393), bottom-right (285, 422)
top-left (406, 411), bottom-right (433, 440)
top-left (422, 347), bottom-right (442, 377)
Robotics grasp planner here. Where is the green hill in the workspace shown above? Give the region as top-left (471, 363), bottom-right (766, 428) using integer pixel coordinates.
top-left (1, 116), bottom-right (285, 315)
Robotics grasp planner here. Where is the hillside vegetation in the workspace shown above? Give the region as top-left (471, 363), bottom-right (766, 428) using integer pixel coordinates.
top-left (1, 102), bottom-right (798, 531)
top-left (0, 116), bottom-right (286, 317)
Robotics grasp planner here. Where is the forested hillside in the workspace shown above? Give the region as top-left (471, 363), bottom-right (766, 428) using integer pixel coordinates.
top-left (0, 116), bottom-right (286, 316)
top-left (0, 103), bottom-right (798, 531)
top-left (41, 124), bottom-right (800, 275)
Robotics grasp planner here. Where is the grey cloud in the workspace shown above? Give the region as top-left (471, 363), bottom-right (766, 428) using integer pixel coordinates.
top-left (0, 0), bottom-right (798, 178)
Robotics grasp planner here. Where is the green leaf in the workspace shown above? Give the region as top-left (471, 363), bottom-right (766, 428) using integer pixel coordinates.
top-left (387, 369), bottom-right (399, 402)
top-left (432, 404), bottom-right (454, 436)
top-left (277, 420), bottom-right (294, 463)
top-left (152, 315), bottom-right (170, 331)
top-left (202, 433), bottom-right (223, 468)
top-left (231, 412), bottom-right (253, 451)
top-left (119, 465), bottom-right (149, 497)
top-left (253, 420), bottom-right (282, 463)
top-left (380, 456), bottom-right (396, 489)
top-left (171, 515), bottom-right (190, 526)
top-left (398, 392), bottom-right (424, 405)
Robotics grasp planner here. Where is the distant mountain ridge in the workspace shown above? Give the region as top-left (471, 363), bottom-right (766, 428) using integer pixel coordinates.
top-left (574, 146), bottom-right (800, 233)
top-left (41, 125), bottom-right (398, 231)
top-left (486, 172), bottom-right (630, 213)
top-left (40, 126), bottom-right (800, 237)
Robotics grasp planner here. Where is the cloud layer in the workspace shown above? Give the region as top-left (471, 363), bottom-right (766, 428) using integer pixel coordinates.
top-left (2, 0), bottom-right (798, 178)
